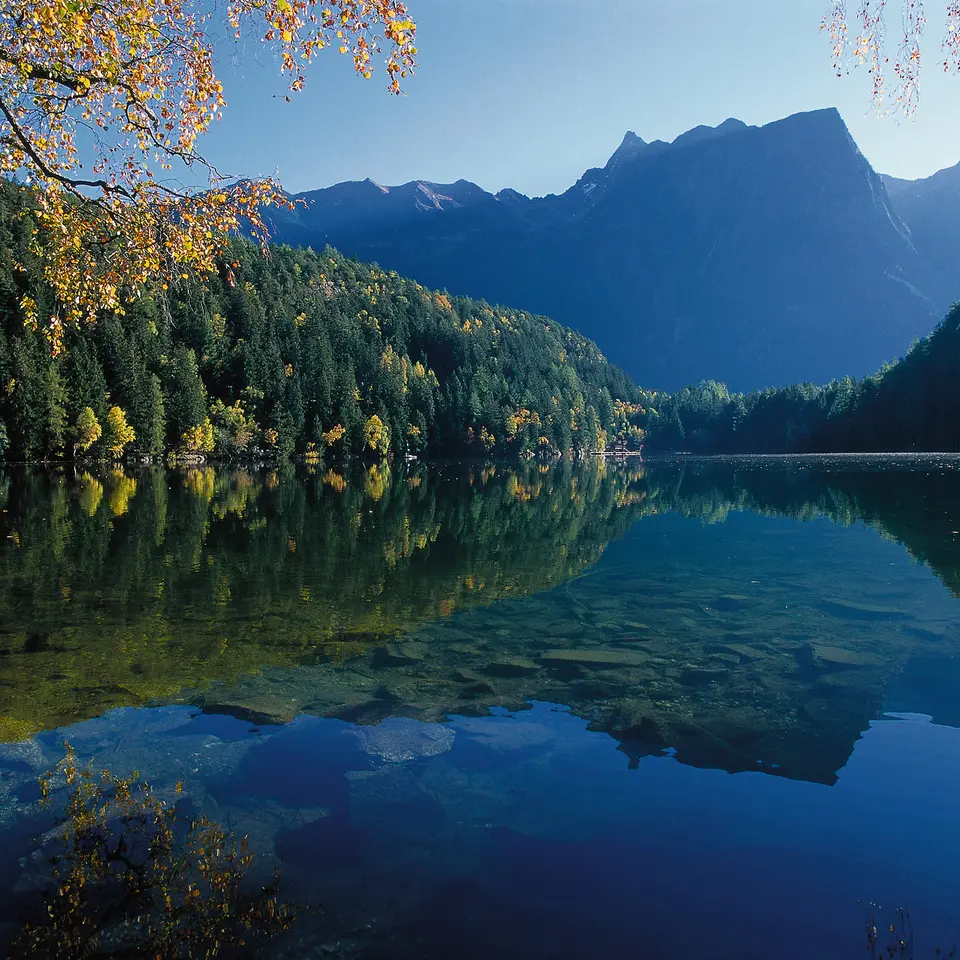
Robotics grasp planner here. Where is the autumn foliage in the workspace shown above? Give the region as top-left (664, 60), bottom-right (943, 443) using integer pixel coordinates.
top-left (0, 0), bottom-right (417, 352)
top-left (103, 406), bottom-right (135, 458)
top-left (12, 743), bottom-right (296, 958)
top-left (823, 1), bottom-right (960, 115)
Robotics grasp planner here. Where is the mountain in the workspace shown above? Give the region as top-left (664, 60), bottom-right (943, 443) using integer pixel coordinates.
top-left (275, 177), bottom-right (496, 248)
top-left (882, 162), bottom-right (960, 279)
top-left (269, 108), bottom-right (956, 391)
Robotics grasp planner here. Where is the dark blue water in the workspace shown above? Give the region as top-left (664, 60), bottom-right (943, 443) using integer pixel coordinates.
top-left (1, 458), bottom-right (959, 957)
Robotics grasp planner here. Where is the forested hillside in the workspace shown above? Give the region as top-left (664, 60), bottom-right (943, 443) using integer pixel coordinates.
top-left (645, 302), bottom-right (960, 453)
top-left (0, 185), bottom-right (645, 461)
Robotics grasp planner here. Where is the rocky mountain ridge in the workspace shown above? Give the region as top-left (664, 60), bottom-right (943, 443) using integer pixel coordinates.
top-left (268, 108), bottom-right (958, 391)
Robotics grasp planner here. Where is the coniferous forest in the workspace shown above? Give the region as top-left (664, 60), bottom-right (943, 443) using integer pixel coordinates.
top-left (642, 303), bottom-right (960, 454)
top-left (0, 184), bottom-right (646, 462)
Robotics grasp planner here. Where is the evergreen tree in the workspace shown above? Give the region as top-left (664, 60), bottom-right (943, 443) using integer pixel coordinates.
top-left (163, 347), bottom-right (207, 445)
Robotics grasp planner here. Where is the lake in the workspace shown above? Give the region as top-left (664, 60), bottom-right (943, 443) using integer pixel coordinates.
top-left (1, 455), bottom-right (959, 958)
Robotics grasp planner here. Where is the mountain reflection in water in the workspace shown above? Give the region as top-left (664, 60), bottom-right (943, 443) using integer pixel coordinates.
top-left (1, 455), bottom-right (959, 789)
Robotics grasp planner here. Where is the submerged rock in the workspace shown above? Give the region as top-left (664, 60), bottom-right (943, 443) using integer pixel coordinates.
top-left (349, 717), bottom-right (455, 763)
top-left (482, 658), bottom-right (540, 678)
top-left (820, 598), bottom-right (912, 621)
top-left (711, 642), bottom-right (766, 662)
top-left (457, 718), bottom-right (554, 751)
top-left (812, 645), bottom-right (881, 667)
top-left (545, 621), bottom-right (587, 639)
top-left (373, 642), bottom-right (427, 666)
top-left (713, 595), bottom-right (753, 612)
top-left (540, 648), bottom-right (650, 667)
top-left (679, 667), bottom-right (731, 686)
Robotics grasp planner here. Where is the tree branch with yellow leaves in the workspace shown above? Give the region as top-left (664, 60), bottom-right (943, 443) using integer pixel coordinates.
top-left (0, 0), bottom-right (417, 353)
top-left (823, 1), bottom-right (960, 115)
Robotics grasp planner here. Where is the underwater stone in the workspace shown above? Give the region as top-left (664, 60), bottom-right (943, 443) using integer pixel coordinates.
top-left (483, 658), bottom-right (540, 677)
top-left (902, 625), bottom-right (948, 642)
top-left (349, 717), bottom-right (455, 763)
top-left (820, 598), bottom-right (912, 621)
top-left (373, 643), bottom-right (427, 666)
top-left (713, 595), bottom-right (753, 612)
top-left (545, 621), bottom-right (588, 639)
top-left (812, 645), bottom-right (881, 667)
top-left (452, 669), bottom-right (484, 683)
top-left (456, 718), bottom-right (554, 751)
top-left (540, 648), bottom-right (650, 667)
top-left (710, 643), bottom-right (766, 662)
top-left (679, 667), bottom-right (731, 686)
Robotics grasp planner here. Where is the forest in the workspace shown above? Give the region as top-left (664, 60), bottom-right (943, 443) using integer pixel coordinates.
top-left (0, 184), bottom-right (646, 462)
top-left (643, 301), bottom-right (960, 454)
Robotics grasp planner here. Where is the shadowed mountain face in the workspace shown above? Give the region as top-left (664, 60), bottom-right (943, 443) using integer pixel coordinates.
top-left (883, 162), bottom-right (960, 281)
top-left (2, 457), bottom-right (960, 788)
top-left (269, 109), bottom-right (955, 391)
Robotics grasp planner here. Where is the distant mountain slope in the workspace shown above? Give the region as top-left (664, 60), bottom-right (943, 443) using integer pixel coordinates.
top-left (275, 177), bottom-right (496, 247)
top-left (270, 109), bottom-right (955, 391)
top-left (882, 162), bottom-right (960, 279)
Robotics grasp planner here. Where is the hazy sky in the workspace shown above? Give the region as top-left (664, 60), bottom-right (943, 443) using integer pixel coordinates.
top-left (203, 0), bottom-right (960, 197)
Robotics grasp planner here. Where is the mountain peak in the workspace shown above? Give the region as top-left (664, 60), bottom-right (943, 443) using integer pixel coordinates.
top-left (496, 187), bottom-right (530, 205)
top-left (605, 131), bottom-right (647, 171)
top-left (759, 108), bottom-right (866, 169)
top-left (764, 107), bottom-right (848, 139)
top-left (671, 117), bottom-right (748, 150)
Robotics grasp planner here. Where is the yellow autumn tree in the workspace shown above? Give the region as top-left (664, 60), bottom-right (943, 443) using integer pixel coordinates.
top-left (322, 423), bottom-right (346, 447)
top-left (104, 405), bottom-right (135, 458)
top-left (73, 406), bottom-right (101, 455)
top-left (1, 0), bottom-right (417, 353)
top-left (364, 461), bottom-right (390, 500)
top-left (180, 417), bottom-right (215, 456)
top-left (823, 1), bottom-right (960, 115)
top-left (363, 414), bottom-right (390, 456)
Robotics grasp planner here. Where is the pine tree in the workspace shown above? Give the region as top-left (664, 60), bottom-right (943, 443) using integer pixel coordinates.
top-left (163, 347), bottom-right (207, 443)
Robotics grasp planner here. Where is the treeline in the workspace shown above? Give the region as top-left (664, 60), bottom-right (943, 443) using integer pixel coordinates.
top-left (0, 183), bottom-right (646, 462)
top-left (645, 301), bottom-right (960, 454)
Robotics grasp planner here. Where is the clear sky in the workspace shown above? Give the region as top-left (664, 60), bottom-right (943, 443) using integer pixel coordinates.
top-left (203, 0), bottom-right (960, 197)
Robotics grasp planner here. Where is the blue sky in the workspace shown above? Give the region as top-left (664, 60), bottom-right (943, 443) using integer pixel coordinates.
top-left (204, 0), bottom-right (960, 197)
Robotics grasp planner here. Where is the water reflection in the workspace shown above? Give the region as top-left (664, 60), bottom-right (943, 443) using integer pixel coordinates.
top-left (3, 703), bottom-right (959, 959)
top-left (1, 455), bottom-right (959, 789)
top-left (0, 460), bottom-right (646, 739)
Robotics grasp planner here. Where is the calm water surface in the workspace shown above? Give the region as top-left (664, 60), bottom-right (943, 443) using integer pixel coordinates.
top-left (1, 456), bottom-right (959, 957)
